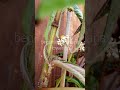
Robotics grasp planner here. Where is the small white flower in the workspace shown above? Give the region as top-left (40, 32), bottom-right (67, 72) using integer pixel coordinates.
top-left (79, 42), bottom-right (85, 52)
top-left (57, 40), bottom-right (62, 46)
top-left (61, 39), bottom-right (65, 44)
top-left (57, 35), bottom-right (70, 46)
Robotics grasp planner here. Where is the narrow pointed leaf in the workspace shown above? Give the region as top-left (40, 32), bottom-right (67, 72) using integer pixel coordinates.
top-left (99, 0), bottom-right (120, 52)
top-left (66, 76), bottom-right (84, 88)
top-left (73, 5), bottom-right (83, 35)
top-left (92, 0), bottom-right (111, 24)
top-left (44, 11), bottom-right (56, 41)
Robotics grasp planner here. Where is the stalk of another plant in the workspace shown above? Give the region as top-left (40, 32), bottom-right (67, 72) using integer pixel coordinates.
top-left (39, 11), bottom-right (61, 88)
top-left (60, 9), bottom-right (72, 87)
top-left (47, 11), bottom-right (62, 56)
top-left (52, 60), bottom-right (85, 85)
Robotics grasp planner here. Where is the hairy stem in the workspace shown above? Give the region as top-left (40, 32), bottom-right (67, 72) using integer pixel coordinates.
top-left (52, 60), bottom-right (85, 85)
top-left (60, 9), bottom-right (72, 87)
top-left (39, 11), bottom-right (61, 88)
top-left (66, 63), bottom-right (85, 77)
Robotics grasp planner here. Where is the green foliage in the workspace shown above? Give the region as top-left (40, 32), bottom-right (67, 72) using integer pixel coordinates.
top-left (70, 58), bottom-right (76, 64)
top-left (44, 11), bottom-right (56, 41)
top-left (55, 75), bottom-right (63, 87)
top-left (66, 76), bottom-right (84, 88)
top-left (56, 52), bottom-right (63, 58)
top-left (74, 5), bottom-right (83, 22)
top-left (39, 0), bottom-right (85, 87)
top-left (56, 76), bottom-right (84, 88)
top-left (73, 5), bottom-right (83, 35)
top-left (76, 15), bottom-right (85, 50)
top-left (36, 0), bottom-right (84, 19)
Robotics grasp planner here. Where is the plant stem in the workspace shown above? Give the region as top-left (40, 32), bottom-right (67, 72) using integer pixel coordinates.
top-left (39, 11), bottom-right (61, 88)
top-left (60, 9), bottom-right (72, 87)
top-left (47, 11), bottom-right (62, 56)
top-left (68, 53), bottom-right (73, 62)
top-left (65, 63), bottom-right (85, 77)
top-left (52, 60), bottom-right (85, 85)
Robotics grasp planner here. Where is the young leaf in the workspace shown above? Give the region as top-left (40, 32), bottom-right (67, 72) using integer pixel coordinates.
top-left (74, 24), bottom-right (82, 35)
top-left (73, 5), bottom-right (83, 35)
top-left (66, 76), bottom-right (84, 88)
top-left (44, 11), bottom-right (56, 41)
top-left (73, 5), bottom-right (83, 22)
top-left (73, 15), bottom-right (85, 53)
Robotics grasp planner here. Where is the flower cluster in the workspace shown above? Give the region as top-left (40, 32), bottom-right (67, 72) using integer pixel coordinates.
top-left (57, 35), bottom-right (70, 46)
top-left (79, 42), bottom-right (85, 52)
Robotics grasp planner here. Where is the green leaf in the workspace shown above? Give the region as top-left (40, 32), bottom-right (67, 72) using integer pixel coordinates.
top-left (56, 9), bottom-right (65, 38)
top-left (73, 5), bottom-right (83, 22)
top-left (36, 0), bottom-right (84, 19)
top-left (56, 76), bottom-right (84, 88)
top-left (73, 5), bottom-right (83, 35)
top-left (44, 11), bottom-right (56, 41)
top-left (73, 14), bottom-right (85, 52)
top-left (55, 73), bottom-right (65, 87)
top-left (74, 24), bottom-right (82, 35)
top-left (70, 58), bottom-right (76, 64)
top-left (66, 76), bottom-right (84, 88)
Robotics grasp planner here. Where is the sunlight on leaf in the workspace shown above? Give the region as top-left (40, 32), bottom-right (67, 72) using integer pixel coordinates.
top-left (36, 0), bottom-right (84, 19)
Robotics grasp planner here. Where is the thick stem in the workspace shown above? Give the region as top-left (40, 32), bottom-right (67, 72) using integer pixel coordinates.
top-left (60, 10), bottom-right (72, 87)
top-left (66, 63), bottom-right (85, 77)
top-left (39, 11), bottom-right (61, 88)
top-left (47, 11), bottom-right (62, 56)
top-left (52, 60), bottom-right (85, 85)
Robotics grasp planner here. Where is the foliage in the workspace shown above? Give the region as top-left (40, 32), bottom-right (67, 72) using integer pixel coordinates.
top-left (56, 76), bottom-right (84, 88)
top-left (66, 76), bottom-right (84, 88)
top-left (44, 11), bottom-right (56, 41)
top-left (36, 0), bottom-right (84, 19)
top-left (35, 0), bottom-right (85, 88)
top-left (73, 5), bottom-right (83, 35)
